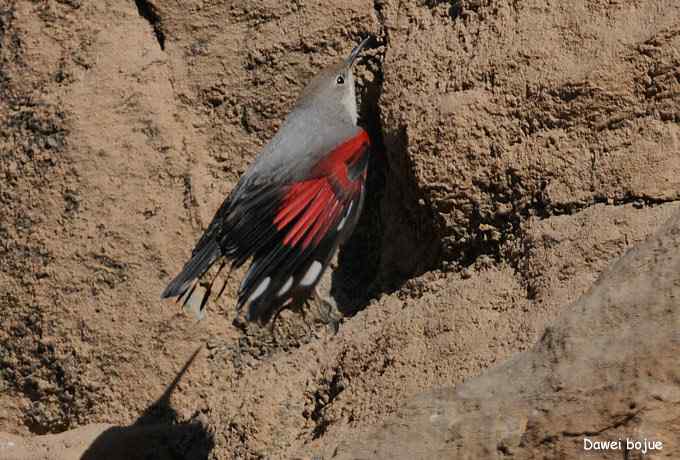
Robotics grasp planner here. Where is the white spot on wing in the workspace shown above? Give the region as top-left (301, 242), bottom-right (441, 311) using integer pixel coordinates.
top-left (245, 262), bottom-right (257, 280)
top-left (277, 276), bottom-right (294, 296)
top-left (248, 277), bottom-right (270, 303)
top-left (300, 261), bottom-right (323, 287)
top-left (184, 285), bottom-right (207, 321)
top-left (337, 201), bottom-right (353, 231)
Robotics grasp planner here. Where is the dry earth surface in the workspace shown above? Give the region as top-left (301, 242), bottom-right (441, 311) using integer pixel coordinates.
top-left (0, 0), bottom-right (678, 459)
top-left (334, 209), bottom-right (680, 459)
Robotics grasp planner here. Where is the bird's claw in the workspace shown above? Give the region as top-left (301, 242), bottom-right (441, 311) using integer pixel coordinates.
top-left (314, 287), bottom-right (342, 335)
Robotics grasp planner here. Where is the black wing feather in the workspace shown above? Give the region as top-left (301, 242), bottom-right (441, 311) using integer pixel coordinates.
top-left (162, 131), bottom-right (370, 327)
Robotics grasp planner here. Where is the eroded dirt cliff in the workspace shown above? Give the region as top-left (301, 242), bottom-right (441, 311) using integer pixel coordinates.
top-left (1, 1), bottom-right (678, 459)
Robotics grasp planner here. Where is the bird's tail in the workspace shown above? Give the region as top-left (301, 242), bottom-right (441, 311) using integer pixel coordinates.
top-left (161, 240), bottom-right (222, 319)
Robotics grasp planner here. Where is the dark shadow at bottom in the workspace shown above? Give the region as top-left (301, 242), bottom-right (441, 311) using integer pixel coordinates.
top-left (81, 347), bottom-right (213, 460)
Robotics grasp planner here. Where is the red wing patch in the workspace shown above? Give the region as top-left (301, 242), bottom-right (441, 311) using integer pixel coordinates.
top-left (312, 129), bottom-right (370, 187)
top-left (273, 130), bottom-right (370, 249)
top-left (237, 129), bottom-right (370, 324)
top-left (164, 128), bottom-right (371, 326)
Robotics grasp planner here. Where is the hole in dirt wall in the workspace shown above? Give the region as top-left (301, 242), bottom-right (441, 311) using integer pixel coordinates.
top-left (331, 40), bottom-right (442, 316)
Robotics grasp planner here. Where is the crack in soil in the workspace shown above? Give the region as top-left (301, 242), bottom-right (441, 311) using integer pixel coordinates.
top-left (133, 0), bottom-right (165, 50)
top-left (561, 409), bottom-right (642, 438)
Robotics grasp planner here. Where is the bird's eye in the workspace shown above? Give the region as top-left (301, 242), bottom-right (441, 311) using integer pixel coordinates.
top-left (336, 75), bottom-right (345, 85)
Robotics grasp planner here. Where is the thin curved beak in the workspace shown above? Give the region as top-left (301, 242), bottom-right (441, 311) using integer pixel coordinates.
top-left (347, 36), bottom-right (371, 67)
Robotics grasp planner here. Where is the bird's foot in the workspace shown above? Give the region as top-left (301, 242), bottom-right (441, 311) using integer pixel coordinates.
top-left (313, 286), bottom-right (342, 335)
top-left (300, 304), bottom-right (321, 341)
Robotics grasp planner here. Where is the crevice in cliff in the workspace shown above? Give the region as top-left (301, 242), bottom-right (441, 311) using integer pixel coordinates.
top-left (331, 31), bottom-right (389, 317)
top-left (133, 0), bottom-right (165, 50)
top-left (332, 23), bottom-right (442, 316)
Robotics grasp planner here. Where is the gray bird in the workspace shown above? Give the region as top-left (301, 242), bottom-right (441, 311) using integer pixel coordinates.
top-left (162, 37), bottom-right (372, 326)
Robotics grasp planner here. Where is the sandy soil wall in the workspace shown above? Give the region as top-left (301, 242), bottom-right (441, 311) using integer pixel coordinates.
top-left (1, 1), bottom-right (678, 458)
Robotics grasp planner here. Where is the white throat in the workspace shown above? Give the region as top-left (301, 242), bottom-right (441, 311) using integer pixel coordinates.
top-left (341, 87), bottom-right (358, 125)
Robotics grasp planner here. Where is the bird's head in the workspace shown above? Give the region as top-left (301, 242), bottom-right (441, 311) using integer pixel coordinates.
top-left (294, 37), bottom-right (371, 125)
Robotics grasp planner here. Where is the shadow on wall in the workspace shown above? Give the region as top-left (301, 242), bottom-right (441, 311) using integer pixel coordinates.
top-left (331, 37), bottom-right (442, 316)
top-left (80, 348), bottom-right (214, 460)
top-left (330, 49), bottom-right (388, 316)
